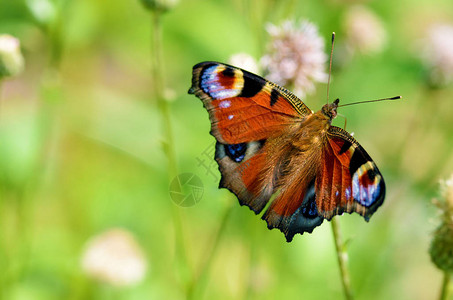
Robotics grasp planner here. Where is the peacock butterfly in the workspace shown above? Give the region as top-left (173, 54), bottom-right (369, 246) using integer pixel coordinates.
top-left (188, 61), bottom-right (388, 242)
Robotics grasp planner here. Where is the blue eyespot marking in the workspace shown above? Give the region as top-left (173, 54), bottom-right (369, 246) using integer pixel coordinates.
top-left (284, 180), bottom-right (324, 241)
top-left (200, 65), bottom-right (241, 100)
top-left (352, 170), bottom-right (382, 207)
top-left (225, 143), bottom-right (247, 163)
top-left (301, 194), bottom-right (319, 218)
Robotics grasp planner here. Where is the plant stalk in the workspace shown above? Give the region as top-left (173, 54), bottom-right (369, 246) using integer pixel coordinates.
top-left (331, 217), bottom-right (354, 300)
top-left (439, 272), bottom-right (451, 300)
top-left (0, 80), bottom-right (2, 112)
top-left (151, 11), bottom-right (177, 177)
top-left (186, 201), bottom-right (234, 300)
top-left (150, 8), bottom-right (191, 291)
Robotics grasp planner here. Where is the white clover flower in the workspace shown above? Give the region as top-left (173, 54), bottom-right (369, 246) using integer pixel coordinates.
top-left (421, 24), bottom-right (453, 86)
top-left (261, 20), bottom-right (328, 98)
top-left (81, 228), bottom-right (148, 287)
top-left (26, 0), bottom-right (57, 26)
top-left (441, 173), bottom-right (453, 213)
top-left (0, 34), bottom-right (24, 79)
top-left (228, 53), bottom-right (259, 74)
top-left (343, 5), bottom-right (387, 55)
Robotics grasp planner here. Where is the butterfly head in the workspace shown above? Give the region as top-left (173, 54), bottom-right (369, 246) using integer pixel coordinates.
top-left (321, 98), bottom-right (339, 120)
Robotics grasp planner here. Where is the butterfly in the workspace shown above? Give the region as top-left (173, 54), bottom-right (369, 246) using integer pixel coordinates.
top-left (188, 61), bottom-right (385, 242)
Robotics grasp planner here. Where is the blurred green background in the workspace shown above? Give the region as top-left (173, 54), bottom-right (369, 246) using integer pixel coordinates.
top-left (1, 0), bottom-right (453, 299)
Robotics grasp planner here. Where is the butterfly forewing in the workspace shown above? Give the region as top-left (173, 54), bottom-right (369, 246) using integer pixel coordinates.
top-left (189, 62), bottom-right (312, 144)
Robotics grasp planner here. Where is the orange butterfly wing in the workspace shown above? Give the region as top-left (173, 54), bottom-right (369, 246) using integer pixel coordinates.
top-left (259, 126), bottom-right (385, 242)
top-left (315, 126), bottom-right (385, 220)
top-left (189, 62), bottom-right (311, 144)
top-left (189, 62), bottom-right (312, 213)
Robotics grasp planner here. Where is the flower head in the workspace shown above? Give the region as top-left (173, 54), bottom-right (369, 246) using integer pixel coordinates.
top-left (81, 228), bottom-right (148, 287)
top-left (343, 5), bottom-right (387, 55)
top-left (438, 174), bottom-right (453, 219)
top-left (261, 20), bottom-right (328, 98)
top-left (421, 24), bottom-right (453, 86)
top-left (26, 0), bottom-right (57, 26)
top-left (0, 34), bottom-right (24, 79)
top-left (429, 174), bottom-right (453, 273)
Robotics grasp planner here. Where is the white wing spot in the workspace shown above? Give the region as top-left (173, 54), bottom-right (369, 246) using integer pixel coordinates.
top-left (345, 187), bottom-right (351, 199)
top-left (352, 173), bottom-right (360, 200)
top-left (219, 100), bottom-right (231, 108)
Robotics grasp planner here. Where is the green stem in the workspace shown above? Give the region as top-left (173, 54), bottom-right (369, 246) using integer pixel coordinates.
top-left (0, 80), bottom-right (2, 117)
top-left (331, 217), bottom-right (354, 300)
top-left (48, 17), bottom-right (63, 71)
top-left (150, 8), bottom-right (190, 291)
top-left (186, 201), bottom-right (234, 300)
top-left (13, 189), bottom-right (31, 280)
top-left (439, 272), bottom-right (451, 300)
top-left (0, 78), bottom-right (3, 118)
top-left (151, 11), bottom-right (177, 177)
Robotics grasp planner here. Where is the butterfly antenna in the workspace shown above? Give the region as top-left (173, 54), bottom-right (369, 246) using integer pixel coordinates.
top-left (327, 32), bottom-right (335, 104)
top-left (338, 96), bottom-right (402, 107)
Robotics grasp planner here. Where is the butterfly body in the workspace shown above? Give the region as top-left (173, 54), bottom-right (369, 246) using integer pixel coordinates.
top-left (189, 62), bottom-right (385, 242)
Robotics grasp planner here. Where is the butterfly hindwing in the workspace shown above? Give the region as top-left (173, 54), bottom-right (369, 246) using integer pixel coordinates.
top-left (262, 176), bottom-right (324, 242)
top-left (316, 126), bottom-right (385, 220)
top-left (215, 140), bottom-right (275, 213)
